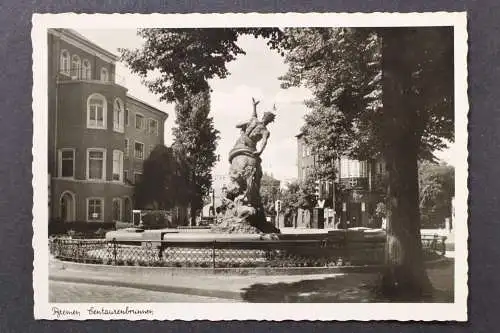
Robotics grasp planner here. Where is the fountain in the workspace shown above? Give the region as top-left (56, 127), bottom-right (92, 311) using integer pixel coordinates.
top-left (211, 98), bottom-right (280, 235)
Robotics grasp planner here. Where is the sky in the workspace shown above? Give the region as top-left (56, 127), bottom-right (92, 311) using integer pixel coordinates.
top-left (76, 29), bottom-right (454, 183)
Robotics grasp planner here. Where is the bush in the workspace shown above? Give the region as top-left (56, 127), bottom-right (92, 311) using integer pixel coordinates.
top-left (140, 210), bottom-right (174, 229)
top-left (49, 219), bottom-right (115, 237)
top-left (94, 228), bottom-right (107, 238)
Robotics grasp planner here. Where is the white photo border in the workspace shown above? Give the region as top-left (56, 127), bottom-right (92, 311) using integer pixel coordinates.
top-left (32, 12), bottom-right (468, 321)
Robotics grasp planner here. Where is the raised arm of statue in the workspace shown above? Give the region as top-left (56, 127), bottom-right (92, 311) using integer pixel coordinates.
top-left (251, 97), bottom-right (260, 119)
top-left (236, 98), bottom-right (260, 132)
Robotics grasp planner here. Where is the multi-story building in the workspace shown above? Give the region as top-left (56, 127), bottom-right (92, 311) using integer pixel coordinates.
top-left (296, 132), bottom-right (386, 228)
top-left (48, 29), bottom-right (168, 225)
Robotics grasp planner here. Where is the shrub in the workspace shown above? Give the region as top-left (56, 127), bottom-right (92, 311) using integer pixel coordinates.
top-left (49, 220), bottom-right (115, 237)
top-left (141, 210), bottom-right (173, 229)
top-left (94, 228), bottom-right (107, 238)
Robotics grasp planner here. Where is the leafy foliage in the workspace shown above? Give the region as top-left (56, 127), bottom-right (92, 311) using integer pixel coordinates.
top-left (260, 172), bottom-right (280, 215)
top-left (172, 90), bottom-right (220, 216)
top-left (134, 145), bottom-right (191, 209)
top-left (279, 177), bottom-right (317, 211)
top-left (279, 27), bottom-right (454, 295)
top-left (121, 28), bottom-right (284, 103)
top-left (281, 28), bottom-right (383, 180)
top-left (280, 28), bottom-right (453, 177)
top-left (419, 162), bottom-right (454, 228)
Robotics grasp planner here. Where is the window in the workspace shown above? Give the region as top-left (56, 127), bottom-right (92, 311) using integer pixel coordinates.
top-left (134, 172), bottom-right (143, 184)
top-left (113, 98), bottom-right (124, 132)
top-left (123, 170), bottom-right (129, 182)
top-left (60, 50), bottom-right (70, 75)
top-left (100, 67), bottom-right (108, 81)
top-left (71, 55), bottom-right (81, 79)
top-left (125, 108), bottom-right (129, 126)
top-left (134, 142), bottom-right (144, 159)
top-left (87, 198), bottom-right (103, 222)
top-left (87, 148), bottom-right (106, 180)
top-left (124, 139), bottom-right (129, 157)
top-left (82, 59), bottom-right (91, 80)
top-left (112, 198), bottom-right (122, 222)
top-left (148, 119), bottom-right (158, 135)
top-left (112, 150), bottom-right (124, 182)
top-left (135, 114), bottom-right (144, 130)
top-left (58, 148), bottom-right (74, 178)
top-left (339, 158), bottom-right (368, 178)
top-left (87, 93), bottom-right (107, 129)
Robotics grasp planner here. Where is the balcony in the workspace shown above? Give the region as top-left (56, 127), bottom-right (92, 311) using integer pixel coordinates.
top-left (340, 177), bottom-right (369, 190)
top-left (58, 68), bottom-right (126, 86)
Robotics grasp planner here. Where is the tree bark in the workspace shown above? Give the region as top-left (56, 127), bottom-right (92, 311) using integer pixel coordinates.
top-left (379, 28), bottom-right (432, 300)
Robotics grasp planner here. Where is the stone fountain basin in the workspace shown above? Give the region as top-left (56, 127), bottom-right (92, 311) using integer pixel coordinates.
top-left (162, 232), bottom-right (272, 242)
top-left (105, 227), bottom-right (271, 245)
top-left (105, 227), bottom-right (387, 245)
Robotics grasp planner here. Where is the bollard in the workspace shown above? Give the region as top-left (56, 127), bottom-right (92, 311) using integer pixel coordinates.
top-left (113, 238), bottom-right (117, 265)
top-left (212, 241), bottom-right (216, 269)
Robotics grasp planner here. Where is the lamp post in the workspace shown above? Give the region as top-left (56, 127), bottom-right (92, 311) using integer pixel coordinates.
top-left (212, 188), bottom-right (216, 217)
top-left (210, 154), bottom-right (221, 219)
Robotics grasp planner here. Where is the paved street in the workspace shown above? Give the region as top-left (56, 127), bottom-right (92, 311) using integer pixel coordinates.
top-left (49, 258), bottom-right (453, 303)
top-left (50, 281), bottom-right (235, 303)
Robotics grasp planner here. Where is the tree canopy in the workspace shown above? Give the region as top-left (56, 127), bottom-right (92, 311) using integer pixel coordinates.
top-left (173, 89), bottom-right (220, 221)
top-left (134, 144), bottom-right (191, 210)
top-left (279, 176), bottom-right (318, 211)
top-left (279, 27), bottom-right (454, 297)
top-left (419, 161), bottom-right (455, 228)
top-left (279, 28), bottom-right (453, 179)
top-left (120, 28), bottom-right (284, 103)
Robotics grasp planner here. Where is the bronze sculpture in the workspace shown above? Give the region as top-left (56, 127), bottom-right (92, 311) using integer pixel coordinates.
top-left (212, 98), bottom-right (280, 234)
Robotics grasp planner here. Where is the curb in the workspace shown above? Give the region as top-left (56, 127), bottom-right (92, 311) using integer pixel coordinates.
top-left (51, 256), bottom-right (450, 277)
top-left (49, 257), bottom-right (452, 300)
top-left (51, 258), bottom-right (386, 276)
top-left (49, 274), bottom-right (244, 301)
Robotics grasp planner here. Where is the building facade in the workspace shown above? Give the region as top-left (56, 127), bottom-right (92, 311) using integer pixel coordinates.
top-left (296, 132), bottom-right (386, 228)
top-left (48, 29), bottom-right (168, 224)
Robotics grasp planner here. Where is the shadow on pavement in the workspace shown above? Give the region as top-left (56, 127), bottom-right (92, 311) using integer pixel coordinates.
top-left (241, 260), bottom-right (454, 303)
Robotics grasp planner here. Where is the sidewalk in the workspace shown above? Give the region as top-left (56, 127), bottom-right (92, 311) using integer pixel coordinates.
top-left (49, 258), bottom-right (454, 302)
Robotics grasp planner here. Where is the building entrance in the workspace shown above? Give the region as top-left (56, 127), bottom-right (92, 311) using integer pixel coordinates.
top-left (60, 192), bottom-right (75, 222)
top-left (347, 202), bottom-right (362, 228)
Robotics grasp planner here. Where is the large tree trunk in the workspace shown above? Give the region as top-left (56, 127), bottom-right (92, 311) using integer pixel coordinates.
top-left (380, 28), bottom-right (432, 300)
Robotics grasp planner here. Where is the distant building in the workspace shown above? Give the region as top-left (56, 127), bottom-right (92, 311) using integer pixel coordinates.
top-left (296, 132), bottom-right (317, 183)
top-left (296, 132), bottom-right (386, 228)
top-left (48, 29), bottom-right (168, 224)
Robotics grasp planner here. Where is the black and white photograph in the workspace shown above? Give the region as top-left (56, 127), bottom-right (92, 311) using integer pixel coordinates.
top-left (32, 12), bottom-right (468, 320)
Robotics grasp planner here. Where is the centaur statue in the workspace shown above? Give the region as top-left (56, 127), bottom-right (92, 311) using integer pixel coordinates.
top-left (212, 98), bottom-right (279, 234)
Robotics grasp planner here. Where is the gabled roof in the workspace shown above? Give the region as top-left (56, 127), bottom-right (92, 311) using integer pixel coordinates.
top-left (126, 94), bottom-right (169, 119)
top-left (48, 28), bottom-right (118, 63)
